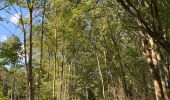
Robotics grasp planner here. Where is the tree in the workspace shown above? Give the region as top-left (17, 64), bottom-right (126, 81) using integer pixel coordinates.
top-left (0, 0), bottom-right (169, 99)
top-left (26, 0), bottom-right (34, 99)
top-left (0, 35), bottom-right (23, 100)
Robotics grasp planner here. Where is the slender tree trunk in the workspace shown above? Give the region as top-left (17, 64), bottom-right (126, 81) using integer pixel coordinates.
top-left (57, 55), bottom-right (60, 100)
top-left (104, 51), bottom-right (109, 99)
top-left (14, 64), bottom-right (17, 100)
top-left (96, 54), bottom-right (105, 100)
top-left (53, 52), bottom-right (57, 100)
top-left (37, 1), bottom-right (46, 99)
top-left (142, 33), bottom-right (165, 100)
top-left (72, 62), bottom-right (76, 100)
top-left (11, 71), bottom-right (14, 100)
top-left (66, 64), bottom-right (71, 99)
top-left (63, 66), bottom-right (67, 100)
top-left (19, 6), bottom-right (27, 65)
top-left (60, 48), bottom-right (64, 100)
top-left (19, 5), bottom-right (28, 91)
top-left (47, 47), bottom-right (51, 87)
top-left (64, 73), bottom-right (66, 100)
top-left (53, 22), bottom-right (58, 100)
top-left (28, 5), bottom-right (34, 100)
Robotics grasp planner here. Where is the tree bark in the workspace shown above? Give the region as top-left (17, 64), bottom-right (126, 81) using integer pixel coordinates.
top-left (53, 52), bottom-right (57, 100)
top-left (118, 0), bottom-right (170, 53)
top-left (27, 4), bottom-right (34, 100)
top-left (53, 22), bottom-right (58, 100)
top-left (60, 48), bottom-right (64, 100)
top-left (96, 54), bottom-right (105, 99)
top-left (37, 1), bottom-right (46, 99)
top-left (142, 34), bottom-right (165, 100)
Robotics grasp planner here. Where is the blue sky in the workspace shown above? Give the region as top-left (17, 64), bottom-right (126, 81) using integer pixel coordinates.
top-left (0, 4), bottom-right (28, 43)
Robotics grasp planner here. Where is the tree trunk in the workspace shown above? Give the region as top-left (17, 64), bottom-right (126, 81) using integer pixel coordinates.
top-left (28, 5), bottom-right (34, 100)
top-left (142, 34), bottom-right (165, 100)
top-left (53, 52), bottom-right (57, 100)
top-left (47, 47), bottom-right (51, 87)
top-left (19, 4), bottom-right (28, 91)
top-left (60, 48), bottom-right (64, 100)
top-left (53, 21), bottom-right (58, 100)
top-left (96, 54), bottom-right (105, 99)
top-left (37, 1), bottom-right (46, 99)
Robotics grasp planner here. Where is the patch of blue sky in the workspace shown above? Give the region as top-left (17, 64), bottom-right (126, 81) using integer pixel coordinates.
top-left (0, 4), bottom-right (28, 43)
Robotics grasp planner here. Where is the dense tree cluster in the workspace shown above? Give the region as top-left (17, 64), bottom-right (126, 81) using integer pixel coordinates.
top-left (0, 0), bottom-right (170, 100)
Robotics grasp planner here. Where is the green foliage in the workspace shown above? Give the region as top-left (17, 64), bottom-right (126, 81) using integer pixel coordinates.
top-left (0, 35), bottom-right (22, 65)
top-left (0, 0), bottom-right (169, 99)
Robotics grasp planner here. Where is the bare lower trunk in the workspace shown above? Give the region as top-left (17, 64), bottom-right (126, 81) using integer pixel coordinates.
top-left (142, 34), bottom-right (165, 100)
top-left (27, 5), bottom-right (34, 100)
top-left (96, 54), bottom-right (105, 99)
top-left (53, 53), bottom-right (57, 100)
top-left (66, 64), bottom-right (71, 99)
top-left (47, 47), bottom-right (51, 88)
top-left (60, 48), bottom-right (64, 100)
top-left (37, 1), bottom-right (46, 99)
top-left (19, 4), bottom-right (28, 93)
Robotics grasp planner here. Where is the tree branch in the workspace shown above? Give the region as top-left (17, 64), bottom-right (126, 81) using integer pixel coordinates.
top-left (116, 0), bottom-right (170, 53)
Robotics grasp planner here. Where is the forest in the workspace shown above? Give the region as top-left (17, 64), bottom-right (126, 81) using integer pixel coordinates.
top-left (0, 0), bottom-right (170, 100)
